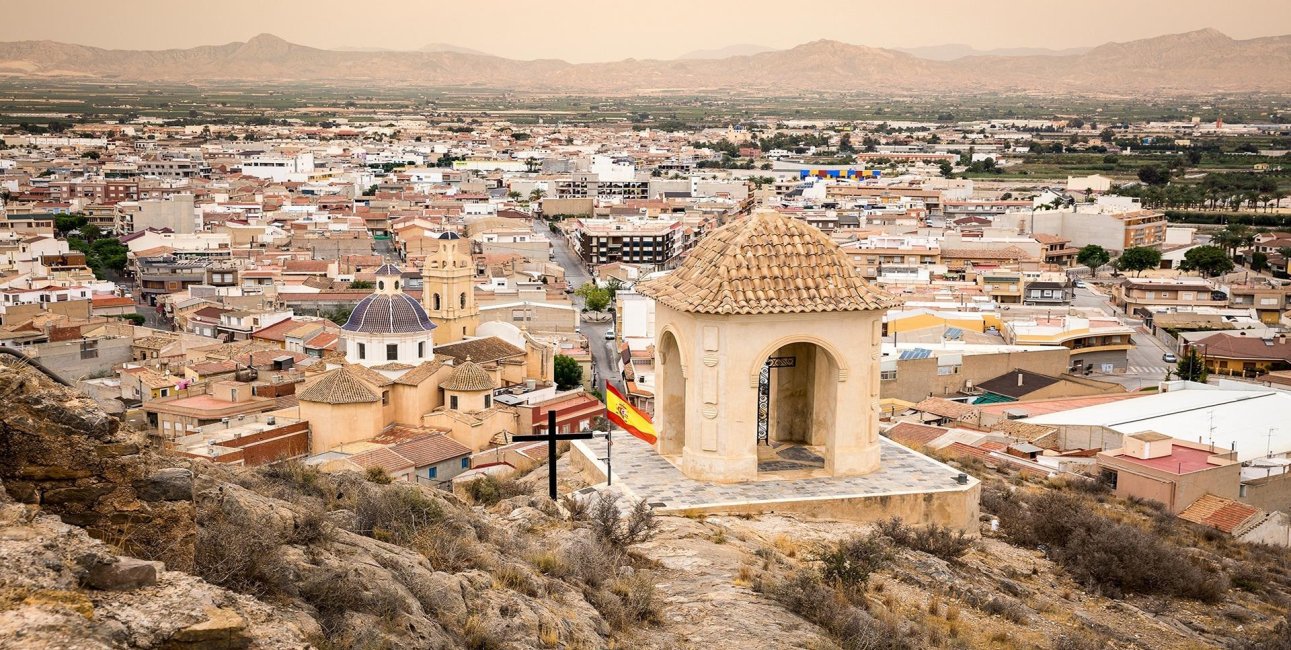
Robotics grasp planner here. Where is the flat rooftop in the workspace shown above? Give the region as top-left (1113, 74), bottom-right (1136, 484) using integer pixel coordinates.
top-left (572, 436), bottom-right (976, 511)
top-left (1108, 445), bottom-right (1219, 475)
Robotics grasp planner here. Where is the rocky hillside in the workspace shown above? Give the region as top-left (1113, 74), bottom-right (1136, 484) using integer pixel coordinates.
top-left (1, 357), bottom-right (1290, 649)
top-left (0, 29), bottom-right (1287, 94)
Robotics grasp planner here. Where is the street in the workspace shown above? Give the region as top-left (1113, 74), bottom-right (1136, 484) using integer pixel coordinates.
top-left (536, 219), bottom-right (623, 393)
top-left (1073, 284), bottom-right (1173, 389)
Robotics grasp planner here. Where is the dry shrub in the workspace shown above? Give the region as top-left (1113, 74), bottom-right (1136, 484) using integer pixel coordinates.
top-left (462, 475), bottom-right (527, 506)
top-left (261, 459), bottom-right (327, 498)
top-left (364, 466), bottom-right (393, 484)
top-left (982, 595), bottom-right (1030, 624)
top-left (588, 492), bottom-right (658, 549)
top-left (285, 503), bottom-right (333, 546)
top-left (1052, 630), bottom-right (1110, 650)
top-left (875, 517), bottom-right (973, 561)
top-left (352, 484), bottom-right (444, 544)
top-left (297, 566), bottom-right (403, 635)
top-left (194, 502), bottom-right (286, 596)
top-left (758, 569), bottom-right (914, 650)
top-left (610, 571), bottom-right (662, 625)
top-left (994, 491), bottom-right (1227, 601)
top-left (560, 538), bottom-right (619, 588)
top-left (812, 532), bottom-right (892, 593)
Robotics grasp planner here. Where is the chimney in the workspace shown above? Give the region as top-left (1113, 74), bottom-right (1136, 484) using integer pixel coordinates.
top-left (1017, 372), bottom-right (1024, 387)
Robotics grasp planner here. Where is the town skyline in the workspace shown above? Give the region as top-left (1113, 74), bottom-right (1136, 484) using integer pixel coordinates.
top-left (3, 0), bottom-right (1291, 63)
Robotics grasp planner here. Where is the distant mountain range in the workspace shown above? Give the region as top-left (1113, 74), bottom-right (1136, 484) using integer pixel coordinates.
top-left (677, 44), bottom-right (777, 60)
top-left (894, 43), bottom-right (1092, 61)
top-left (0, 29), bottom-right (1285, 94)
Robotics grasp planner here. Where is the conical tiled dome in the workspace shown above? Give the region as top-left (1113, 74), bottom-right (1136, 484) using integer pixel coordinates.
top-left (441, 360), bottom-right (494, 392)
top-left (636, 209), bottom-right (897, 315)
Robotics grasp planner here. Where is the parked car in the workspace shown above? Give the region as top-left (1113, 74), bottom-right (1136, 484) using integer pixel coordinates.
top-left (604, 330), bottom-right (615, 341)
top-left (1074, 280), bottom-right (1086, 288)
top-left (1162, 352), bottom-right (1178, 363)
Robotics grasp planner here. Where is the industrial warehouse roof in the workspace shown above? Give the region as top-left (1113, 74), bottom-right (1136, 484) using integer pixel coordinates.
top-left (636, 209), bottom-right (896, 315)
top-left (1024, 383), bottom-right (1291, 463)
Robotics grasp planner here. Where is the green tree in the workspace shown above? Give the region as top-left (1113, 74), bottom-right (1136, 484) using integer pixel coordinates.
top-left (350, 280), bottom-right (374, 290)
top-left (1179, 245), bottom-right (1234, 277)
top-left (1211, 224), bottom-right (1255, 257)
top-left (576, 284), bottom-right (610, 312)
top-left (604, 277), bottom-right (623, 304)
top-left (1076, 244), bottom-right (1111, 277)
top-left (1175, 347), bottom-right (1209, 383)
top-left (1251, 251), bottom-right (1270, 272)
top-left (529, 189), bottom-right (546, 203)
top-left (1137, 165), bottom-right (1170, 186)
top-left (54, 213), bottom-right (89, 235)
top-left (1115, 246), bottom-right (1162, 276)
top-left (325, 306), bottom-right (353, 325)
top-left (938, 161), bottom-right (954, 178)
top-left (554, 354), bottom-right (583, 390)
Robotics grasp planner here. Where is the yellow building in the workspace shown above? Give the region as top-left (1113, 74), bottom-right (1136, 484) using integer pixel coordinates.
top-left (421, 234), bottom-right (479, 345)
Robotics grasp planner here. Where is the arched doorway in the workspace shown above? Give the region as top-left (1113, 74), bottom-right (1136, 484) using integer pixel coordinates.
top-left (756, 341), bottom-right (840, 476)
top-left (655, 330), bottom-right (686, 457)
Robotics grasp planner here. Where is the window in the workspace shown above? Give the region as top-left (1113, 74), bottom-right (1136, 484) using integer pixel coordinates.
top-left (382, 390), bottom-right (390, 405)
top-left (936, 365), bottom-right (961, 376)
top-left (433, 293), bottom-right (441, 310)
top-left (485, 394), bottom-right (492, 408)
top-left (450, 395), bottom-right (459, 410)
top-left (459, 292), bottom-right (467, 309)
top-left (880, 369), bottom-right (898, 381)
top-left (418, 342), bottom-right (425, 358)
top-left (393, 280), bottom-right (399, 290)
top-left (378, 280), bottom-right (385, 290)
top-left (461, 458), bottom-right (470, 469)
top-left (427, 467), bottom-right (437, 479)
top-left (386, 344), bottom-right (398, 360)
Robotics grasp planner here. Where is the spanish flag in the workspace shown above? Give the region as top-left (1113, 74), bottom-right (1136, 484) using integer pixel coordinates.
top-left (604, 382), bottom-right (657, 445)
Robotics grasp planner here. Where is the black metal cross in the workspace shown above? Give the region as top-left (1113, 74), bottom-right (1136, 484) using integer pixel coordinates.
top-left (511, 409), bottom-right (596, 500)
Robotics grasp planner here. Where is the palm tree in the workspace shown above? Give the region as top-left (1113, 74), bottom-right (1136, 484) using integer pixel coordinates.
top-left (529, 188), bottom-right (546, 203)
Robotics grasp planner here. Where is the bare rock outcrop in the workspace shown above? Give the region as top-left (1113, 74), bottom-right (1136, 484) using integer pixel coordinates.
top-left (0, 358), bottom-right (195, 569)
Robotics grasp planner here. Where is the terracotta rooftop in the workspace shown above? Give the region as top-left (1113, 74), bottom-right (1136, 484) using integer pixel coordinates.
top-left (391, 433), bottom-right (471, 467)
top-left (297, 367), bottom-right (380, 404)
top-left (435, 336), bottom-right (525, 364)
top-left (1178, 494), bottom-right (1261, 534)
top-left (393, 360), bottom-right (446, 386)
top-left (636, 209), bottom-right (895, 315)
top-left (913, 396), bottom-right (980, 421)
top-left (441, 360), bottom-right (495, 392)
top-left (886, 422), bottom-right (948, 449)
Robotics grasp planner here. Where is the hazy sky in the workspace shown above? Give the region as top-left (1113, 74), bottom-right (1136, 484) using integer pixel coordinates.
top-left (4, 0), bottom-right (1291, 62)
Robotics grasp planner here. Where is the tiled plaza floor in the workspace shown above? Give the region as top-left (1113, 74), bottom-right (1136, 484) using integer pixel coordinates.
top-left (576, 435), bottom-right (974, 510)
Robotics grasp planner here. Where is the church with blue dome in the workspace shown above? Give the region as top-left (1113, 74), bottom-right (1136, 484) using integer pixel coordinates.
top-left (341, 264), bottom-right (438, 367)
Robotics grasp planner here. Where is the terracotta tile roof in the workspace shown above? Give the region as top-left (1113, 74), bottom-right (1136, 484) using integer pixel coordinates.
top-left (886, 422), bottom-right (948, 449)
top-left (346, 447), bottom-right (415, 474)
top-left (913, 396), bottom-right (980, 421)
top-left (1193, 332), bottom-right (1291, 362)
top-left (435, 336), bottom-right (525, 364)
top-left (393, 360), bottom-right (446, 386)
top-left (441, 360), bottom-right (495, 392)
top-left (391, 433), bottom-right (471, 467)
top-left (297, 367), bottom-right (380, 404)
top-left (1178, 494), bottom-right (1261, 534)
top-left (343, 362), bottom-right (395, 387)
top-left (636, 209), bottom-right (895, 315)
top-left (989, 419), bottom-right (1058, 443)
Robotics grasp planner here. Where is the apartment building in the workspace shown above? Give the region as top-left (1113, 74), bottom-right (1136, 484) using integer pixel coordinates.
top-left (839, 235), bottom-right (941, 280)
top-left (1225, 281), bottom-right (1291, 325)
top-left (1113, 277), bottom-right (1228, 317)
top-left (1004, 315), bottom-right (1135, 373)
top-left (574, 217), bottom-right (681, 268)
top-left (1025, 198), bottom-right (1167, 254)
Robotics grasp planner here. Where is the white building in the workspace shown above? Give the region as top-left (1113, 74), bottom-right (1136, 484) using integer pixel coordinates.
top-left (340, 265), bottom-right (438, 367)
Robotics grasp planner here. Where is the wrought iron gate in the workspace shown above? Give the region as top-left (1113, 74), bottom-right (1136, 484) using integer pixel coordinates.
top-left (756, 356), bottom-right (796, 445)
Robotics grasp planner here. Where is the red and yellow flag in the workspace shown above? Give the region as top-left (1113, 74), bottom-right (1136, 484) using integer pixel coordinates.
top-left (604, 382), bottom-right (656, 445)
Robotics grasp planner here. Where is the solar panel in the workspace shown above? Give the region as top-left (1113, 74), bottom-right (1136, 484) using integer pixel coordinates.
top-left (898, 348), bottom-right (932, 360)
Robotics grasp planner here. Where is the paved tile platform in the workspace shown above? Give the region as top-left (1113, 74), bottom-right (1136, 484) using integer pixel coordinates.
top-left (572, 435), bottom-right (976, 512)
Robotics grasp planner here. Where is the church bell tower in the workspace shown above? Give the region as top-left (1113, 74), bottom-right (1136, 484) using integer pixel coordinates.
top-left (421, 235), bottom-right (478, 345)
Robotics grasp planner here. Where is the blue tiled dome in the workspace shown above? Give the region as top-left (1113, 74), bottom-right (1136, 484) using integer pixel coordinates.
top-left (342, 293), bottom-right (437, 334)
